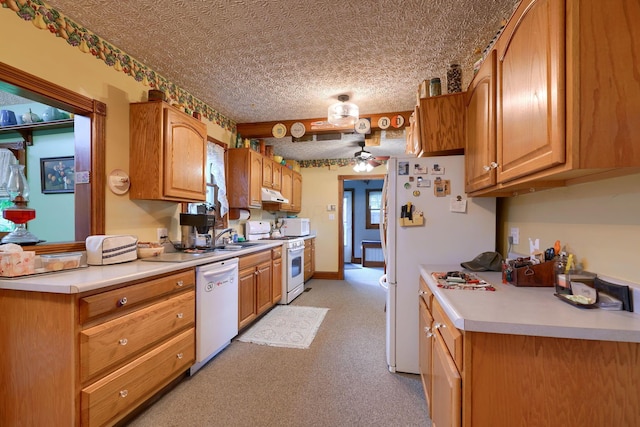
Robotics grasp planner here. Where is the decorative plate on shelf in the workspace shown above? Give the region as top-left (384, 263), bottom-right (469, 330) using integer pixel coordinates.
top-left (290, 122), bottom-right (305, 138)
top-left (272, 123), bottom-right (287, 138)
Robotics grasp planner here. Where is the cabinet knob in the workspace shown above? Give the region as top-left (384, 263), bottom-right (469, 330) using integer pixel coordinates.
top-left (177, 352), bottom-right (184, 359)
top-left (419, 290), bottom-right (426, 296)
top-left (118, 297), bottom-right (128, 307)
top-left (119, 390), bottom-right (128, 398)
top-left (176, 280), bottom-right (184, 287)
top-left (433, 322), bottom-right (445, 330)
top-left (176, 313), bottom-right (184, 319)
top-left (119, 338), bottom-right (128, 346)
top-left (423, 326), bottom-right (433, 338)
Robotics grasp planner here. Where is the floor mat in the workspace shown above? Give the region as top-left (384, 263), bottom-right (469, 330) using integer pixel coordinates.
top-left (237, 305), bottom-right (329, 349)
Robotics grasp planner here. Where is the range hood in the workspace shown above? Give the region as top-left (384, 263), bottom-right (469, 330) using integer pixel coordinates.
top-left (261, 187), bottom-right (289, 203)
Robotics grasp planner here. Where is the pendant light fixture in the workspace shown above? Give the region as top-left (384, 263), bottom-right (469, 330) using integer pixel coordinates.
top-left (327, 94), bottom-right (359, 127)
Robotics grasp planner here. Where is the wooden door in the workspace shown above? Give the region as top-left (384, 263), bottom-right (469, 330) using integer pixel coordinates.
top-left (163, 107), bottom-right (207, 200)
top-left (255, 260), bottom-right (272, 315)
top-left (496, 0), bottom-right (565, 183)
top-left (419, 297), bottom-right (434, 418)
top-left (280, 167), bottom-right (293, 211)
top-left (432, 333), bottom-right (461, 427)
top-left (249, 150), bottom-right (263, 207)
top-left (290, 172), bottom-right (302, 212)
top-left (465, 50), bottom-right (497, 193)
top-left (238, 266), bottom-right (256, 329)
top-left (272, 255), bottom-right (282, 303)
top-left (262, 158), bottom-right (274, 188)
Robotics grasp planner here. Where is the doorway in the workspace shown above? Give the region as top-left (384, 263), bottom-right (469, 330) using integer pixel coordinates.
top-left (338, 174), bottom-right (385, 278)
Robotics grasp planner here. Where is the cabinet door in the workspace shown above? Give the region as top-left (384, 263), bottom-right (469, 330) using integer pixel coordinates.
top-left (238, 266), bottom-right (256, 329)
top-left (465, 50), bottom-right (497, 193)
top-left (262, 158), bottom-right (274, 188)
top-left (418, 93), bottom-right (465, 155)
top-left (256, 261), bottom-right (272, 315)
top-left (272, 256), bottom-right (282, 304)
top-left (272, 162), bottom-right (282, 191)
top-left (419, 296), bottom-right (434, 418)
top-left (280, 167), bottom-right (293, 210)
top-left (309, 239), bottom-right (315, 275)
top-left (497, 0), bottom-right (565, 183)
top-left (163, 107), bottom-right (207, 200)
top-left (304, 245), bottom-right (312, 282)
top-left (249, 150), bottom-right (263, 207)
top-left (290, 172), bottom-right (302, 213)
top-left (432, 333), bottom-right (461, 427)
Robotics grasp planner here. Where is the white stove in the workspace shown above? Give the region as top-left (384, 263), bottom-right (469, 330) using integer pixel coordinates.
top-left (245, 221), bottom-right (305, 304)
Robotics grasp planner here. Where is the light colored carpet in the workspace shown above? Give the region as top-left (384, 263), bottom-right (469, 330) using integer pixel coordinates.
top-left (237, 305), bottom-right (329, 349)
top-left (126, 265), bottom-right (430, 426)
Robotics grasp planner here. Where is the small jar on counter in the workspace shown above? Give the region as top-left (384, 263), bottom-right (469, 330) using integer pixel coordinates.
top-left (429, 78), bottom-right (442, 97)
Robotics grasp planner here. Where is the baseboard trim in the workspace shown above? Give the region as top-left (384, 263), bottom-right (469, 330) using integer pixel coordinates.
top-left (312, 271), bottom-right (340, 280)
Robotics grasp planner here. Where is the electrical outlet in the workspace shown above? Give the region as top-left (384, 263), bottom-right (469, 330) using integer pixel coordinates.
top-left (157, 227), bottom-right (168, 242)
top-left (510, 227), bottom-right (520, 245)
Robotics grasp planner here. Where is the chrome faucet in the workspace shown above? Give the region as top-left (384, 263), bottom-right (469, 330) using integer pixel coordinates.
top-left (214, 228), bottom-right (234, 244)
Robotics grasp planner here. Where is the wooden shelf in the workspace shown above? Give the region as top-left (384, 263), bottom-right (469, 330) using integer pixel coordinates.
top-left (0, 119), bottom-right (74, 144)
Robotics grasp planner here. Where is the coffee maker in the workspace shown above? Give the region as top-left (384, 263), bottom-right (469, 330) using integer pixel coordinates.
top-left (180, 212), bottom-right (215, 249)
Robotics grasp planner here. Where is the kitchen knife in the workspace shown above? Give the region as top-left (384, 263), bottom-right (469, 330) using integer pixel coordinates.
top-left (406, 202), bottom-right (413, 220)
top-left (401, 205), bottom-right (407, 218)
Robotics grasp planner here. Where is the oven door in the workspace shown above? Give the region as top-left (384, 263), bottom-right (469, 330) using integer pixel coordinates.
top-left (286, 246), bottom-right (304, 291)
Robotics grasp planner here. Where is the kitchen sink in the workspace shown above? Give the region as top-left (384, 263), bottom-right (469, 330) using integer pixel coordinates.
top-left (213, 241), bottom-right (264, 251)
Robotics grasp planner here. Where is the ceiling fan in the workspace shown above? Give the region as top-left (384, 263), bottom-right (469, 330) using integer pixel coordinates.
top-left (353, 140), bottom-right (388, 171)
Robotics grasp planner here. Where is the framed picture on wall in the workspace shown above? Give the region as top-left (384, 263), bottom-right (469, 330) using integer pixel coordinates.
top-left (40, 156), bottom-right (75, 194)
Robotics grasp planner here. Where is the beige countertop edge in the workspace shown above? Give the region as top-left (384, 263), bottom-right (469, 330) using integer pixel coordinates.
top-left (420, 264), bottom-right (640, 344)
top-left (0, 241), bottom-right (283, 294)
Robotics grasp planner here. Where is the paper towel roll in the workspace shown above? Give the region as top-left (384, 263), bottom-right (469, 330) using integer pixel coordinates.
top-left (237, 209), bottom-right (250, 221)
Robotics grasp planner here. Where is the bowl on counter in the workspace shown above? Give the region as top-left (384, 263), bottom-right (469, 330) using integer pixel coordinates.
top-left (137, 242), bottom-right (165, 258)
top-left (40, 252), bottom-right (82, 272)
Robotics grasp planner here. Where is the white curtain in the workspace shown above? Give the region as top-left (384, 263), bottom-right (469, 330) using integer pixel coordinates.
top-left (0, 148), bottom-right (17, 198)
top-left (208, 142), bottom-right (228, 218)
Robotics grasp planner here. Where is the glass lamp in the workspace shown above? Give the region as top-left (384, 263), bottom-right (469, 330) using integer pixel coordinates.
top-left (328, 94), bottom-right (359, 127)
top-left (1, 164), bottom-right (40, 244)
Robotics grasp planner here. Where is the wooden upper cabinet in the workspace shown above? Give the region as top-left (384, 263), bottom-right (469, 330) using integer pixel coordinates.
top-left (129, 101), bottom-right (207, 201)
top-left (279, 166), bottom-right (293, 211)
top-left (262, 158), bottom-right (282, 191)
top-left (227, 148), bottom-right (263, 209)
top-left (496, 0), bottom-right (565, 183)
top-left (417, 93), bottom-right (465, 156)
top-left (465, 50), bottom-right (497, 193)
top-left (290, 171), bottom-right (302, 213)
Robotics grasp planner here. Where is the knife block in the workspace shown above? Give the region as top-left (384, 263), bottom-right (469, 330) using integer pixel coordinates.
top-left (399, 215), bottom-right (424, 227)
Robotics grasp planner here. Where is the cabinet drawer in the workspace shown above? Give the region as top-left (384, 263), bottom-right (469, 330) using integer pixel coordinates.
top-left (239, 250), bottom-right (271, 270)
top-left (81, 328), bottom-right (195, 427)
top-left (433, 299), bottom-right (463, 372)
top-left (79, 270), bottom-right (195, 324)
top-left (419, 276), bottom-right (433, 312)
top-left (272, 246), bottom-right (282, 259)
top-left (80, 291), bottom-right (195, 382)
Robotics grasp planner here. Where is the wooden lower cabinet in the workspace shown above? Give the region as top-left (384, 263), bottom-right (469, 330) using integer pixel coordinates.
top-left (304, 237), bottom-right (315, 282)
top-left (420, 277), bottom-right (640, 426)
top-left (0, 269), bottom-right (196, 426)
top-left (272, 247), bottom-right (283, 303)
top-left (418, 277), bottom-right (434, 418)
top-left (238, 249), bottom-right (274, 330)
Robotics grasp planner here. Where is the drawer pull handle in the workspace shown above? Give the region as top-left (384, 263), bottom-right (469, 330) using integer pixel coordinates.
top-left (118, 297), bottom-right (127, 307)
top-left (119, 338), bottom-right (128, 346)
top-left (177, 352), bottom-right (184, 359)
top-left (176, 313), bottom-right (184, 319)
top-left (119, 390), bottom-right (128, 398)
top-left (176, 280), bottom-right (184, 287)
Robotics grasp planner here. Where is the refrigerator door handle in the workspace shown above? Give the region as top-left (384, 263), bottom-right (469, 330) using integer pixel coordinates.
top-left (378, 273), bottom-right (388, 290)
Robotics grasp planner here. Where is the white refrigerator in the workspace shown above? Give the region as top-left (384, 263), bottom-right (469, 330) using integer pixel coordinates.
top-left (379, 156), bottom-right (496, 374)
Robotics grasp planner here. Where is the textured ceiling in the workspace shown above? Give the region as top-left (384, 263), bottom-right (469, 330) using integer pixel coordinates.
top-left (5, 0), bottom-right (520, 160)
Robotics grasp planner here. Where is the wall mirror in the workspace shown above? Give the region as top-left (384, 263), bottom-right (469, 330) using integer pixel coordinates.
top-left (0, 62), bottom-right (105, 254)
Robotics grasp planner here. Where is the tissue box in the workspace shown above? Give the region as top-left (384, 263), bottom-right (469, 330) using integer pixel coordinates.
top-left (0, 251), bottom-right (35, 277)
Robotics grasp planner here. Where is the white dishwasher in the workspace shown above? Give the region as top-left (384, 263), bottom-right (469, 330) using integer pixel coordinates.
top-left (190, 257), bottom-right (239, 375)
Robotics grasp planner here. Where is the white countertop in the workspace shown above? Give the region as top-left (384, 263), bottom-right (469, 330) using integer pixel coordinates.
top-left (420, 264), bottom-right (640, 343)
top-left (0, 241), bottom-right (283, 294)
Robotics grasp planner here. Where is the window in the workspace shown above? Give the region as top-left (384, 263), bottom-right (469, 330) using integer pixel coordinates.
top-left (366, 189), bottom-right (382, 229)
